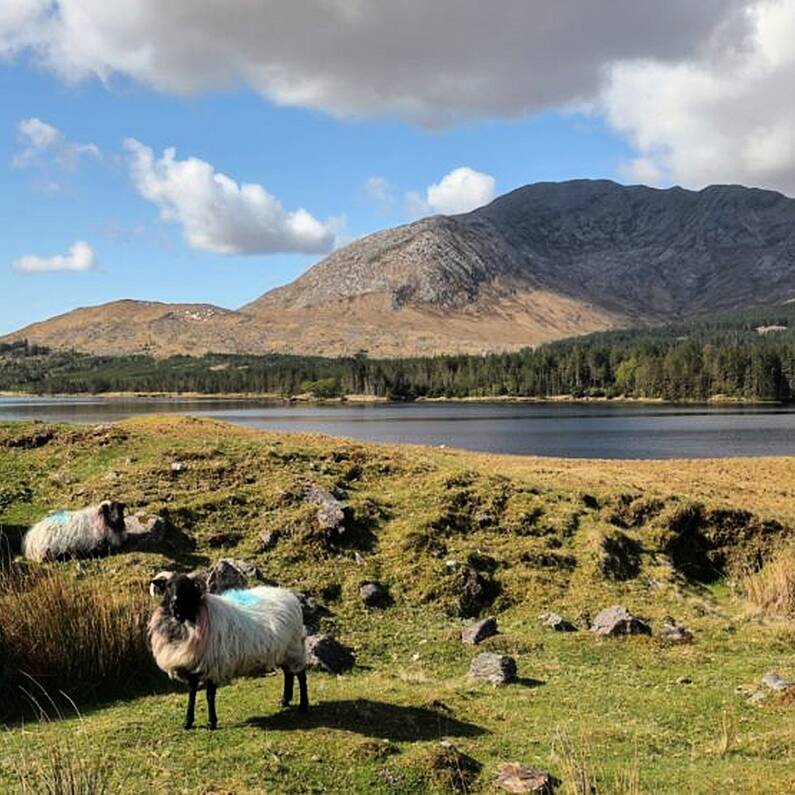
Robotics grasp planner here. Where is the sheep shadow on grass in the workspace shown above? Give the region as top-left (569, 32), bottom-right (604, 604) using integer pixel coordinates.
top-left (246, 698), bottom-right (487, 742)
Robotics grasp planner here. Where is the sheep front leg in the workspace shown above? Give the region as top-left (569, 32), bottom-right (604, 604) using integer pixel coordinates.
top-left (280, 666), bottom-right (294, 707)
top-left (184, 674), bottom-right (198, 730)
top-left (297, 670), bottom-right (309, 713)
top-left (206, 680), bottom-right (218, 730)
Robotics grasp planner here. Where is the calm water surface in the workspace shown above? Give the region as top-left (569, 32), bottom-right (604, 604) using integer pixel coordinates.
top-left (1, 396), bottom-right (795, 459)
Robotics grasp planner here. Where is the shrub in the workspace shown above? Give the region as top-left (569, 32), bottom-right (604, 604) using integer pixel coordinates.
top-left (743, 545), bottom-right (795, 618)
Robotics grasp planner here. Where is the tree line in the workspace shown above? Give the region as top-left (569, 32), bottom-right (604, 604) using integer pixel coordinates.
top-left (2, 303), bottom-right (795, 401)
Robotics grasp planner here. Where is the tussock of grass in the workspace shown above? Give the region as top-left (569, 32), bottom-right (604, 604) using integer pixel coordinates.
top-left (743, 545), bottom-right (795, 619)
top-left (0, 565), bottom-right (154, 713)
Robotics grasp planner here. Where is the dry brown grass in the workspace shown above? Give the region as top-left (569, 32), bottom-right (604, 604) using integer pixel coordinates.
top-left (0, 564), bottom-right (153, 711)
top-left (743, 545), bottom-right (795, 619)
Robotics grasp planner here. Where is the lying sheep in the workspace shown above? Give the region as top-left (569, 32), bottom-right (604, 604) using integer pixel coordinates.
top-left (22, 501), bottom-right (126, 562)
top-left (148, 574), bottom-right (308, 729)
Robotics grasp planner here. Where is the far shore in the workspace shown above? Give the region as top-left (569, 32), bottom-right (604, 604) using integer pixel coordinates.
top-left (0, 389), bottom-right (788, 406)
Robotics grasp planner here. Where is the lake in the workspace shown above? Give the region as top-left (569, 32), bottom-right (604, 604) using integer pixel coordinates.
top-left (2, 396), bottom-right (795, 459)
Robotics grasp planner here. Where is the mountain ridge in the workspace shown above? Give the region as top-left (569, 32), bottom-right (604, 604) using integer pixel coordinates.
top-left (5, 179), bottom-right (795, 357)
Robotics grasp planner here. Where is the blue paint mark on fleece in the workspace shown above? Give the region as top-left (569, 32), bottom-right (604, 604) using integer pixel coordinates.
top-left (48, 510), bottom-right (71, 524)
top-left (223, 589), bottom-right (262, 607)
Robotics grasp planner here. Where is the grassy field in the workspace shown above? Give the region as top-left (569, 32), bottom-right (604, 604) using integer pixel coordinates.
top-left (1, 416), bottom-right (795, 793)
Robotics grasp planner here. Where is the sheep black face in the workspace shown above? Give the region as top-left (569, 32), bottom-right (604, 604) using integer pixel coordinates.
top-left (99, 501), bottom-right (126, 535)
top-left (164, 574), bottom-right (203, 624)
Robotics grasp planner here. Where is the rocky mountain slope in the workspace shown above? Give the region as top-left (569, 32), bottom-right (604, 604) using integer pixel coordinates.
top-left (6, 180), bottom-right (795, 357)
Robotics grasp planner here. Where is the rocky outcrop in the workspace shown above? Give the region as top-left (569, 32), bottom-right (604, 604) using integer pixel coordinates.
top-left (468, 652), bottom-right (517, 685)
top-left (591, 606), bottom-right (651, 637)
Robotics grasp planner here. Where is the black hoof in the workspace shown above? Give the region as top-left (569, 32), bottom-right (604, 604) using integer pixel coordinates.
top-left (208, 722), bottom-right (217, 731)
top-left (279, 699), bottom-right (290, 708)
top-left (183, 721), bottom-right (194, 730)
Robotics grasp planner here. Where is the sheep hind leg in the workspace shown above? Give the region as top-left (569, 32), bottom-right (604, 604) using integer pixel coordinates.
top-left (297, 670), bottom-right (309, 713)
top-left (184, 675), bottom-right (198, 730)
top-left (280, 667), bottom-right (294, 707)
top-left (206, 680), bottom-right (218, 730)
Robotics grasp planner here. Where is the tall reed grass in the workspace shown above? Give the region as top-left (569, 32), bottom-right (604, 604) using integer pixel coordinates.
top-left (0, 563), bottom-right (154, 712)
top-left (742, 545), bottom-right (795, 618)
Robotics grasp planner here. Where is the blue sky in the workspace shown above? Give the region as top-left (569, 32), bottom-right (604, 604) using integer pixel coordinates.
top-left (0, 64), bottom-right (630, 334)
top-left (1, 1), bottom-right (791, 335)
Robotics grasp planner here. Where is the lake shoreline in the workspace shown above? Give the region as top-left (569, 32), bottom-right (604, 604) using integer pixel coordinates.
top-left (0, 390), bottom-right (787, 407)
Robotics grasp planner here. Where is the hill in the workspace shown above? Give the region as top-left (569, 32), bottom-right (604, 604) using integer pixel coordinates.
top-left (5, 180), bottom-right (795, 357)
top-left (2, 416), bottom-right (795, 791)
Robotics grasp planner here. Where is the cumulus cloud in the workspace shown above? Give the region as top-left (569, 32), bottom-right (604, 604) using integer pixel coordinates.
top-left (601, 0), bottom-right (795, 194)
top-left (4, 2), bottom-right (795, 194)
top-left (124, 138), bottom-right (336, 255)
top-left (408, 167), bottom-right (497, 216)
top-left (1, 1), bottom-right (744, 125)
top-left (13, 240), bottom-right (95, 272)
top-left (12, 117), bottom-right (100, 169)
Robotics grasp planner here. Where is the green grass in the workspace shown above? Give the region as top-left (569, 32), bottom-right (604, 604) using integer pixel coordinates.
top-left (2, 416), bottom-right (795, 793)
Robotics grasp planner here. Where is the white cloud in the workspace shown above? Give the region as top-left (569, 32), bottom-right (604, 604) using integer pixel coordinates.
top-left (601, 0), bottom-right (795, 194)
top-left (0, 1), bottom-right (744, 125)
top-left (408, 167), bottom-right (497, 216)
top-left (124, 138), bottom-right (336, 255)
top-left (5, 2), bottom-right (795, 194)
top-left (13, 240), bottom-right (96, 272)
top-left (12, 117), bottom-right (100, 169)
top-left (360, 176), bottom-right (394, 212)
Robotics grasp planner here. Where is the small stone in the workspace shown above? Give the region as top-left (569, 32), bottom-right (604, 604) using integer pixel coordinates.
top-left (360, 581), bottom-right (391, 608)
top-left (659, 622), bottom-right (694, 644)
top-left (468, 652), bottom-right (517, 685)
top-left (305, 633), bottom-right (356, 674)
top-left (494, 762), bottom-right (557, 793)
top-left (170, 461), bottom-right (186, 473)
top-left (676, 676), bottom-right (692, 685)
top-left (461, 616), bottom-right (498, 645)
top-left (539, 612), bottom-right (577, 632)
top-left (590, 606), bottom-right (651, 637)
top-left (762, 672), bottom-right (793, 691)
top-left (310, 755), bottom-right (322, 763)
top-left (294, 592), bottom-right (329, 629)
top-left (259, 530), bottom-right (278, 550)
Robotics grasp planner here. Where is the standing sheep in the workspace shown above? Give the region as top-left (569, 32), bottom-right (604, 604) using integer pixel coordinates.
top-left (22, 501), bottom-right (126, 562)
top-left (148, 574), bottom-right (308, 730)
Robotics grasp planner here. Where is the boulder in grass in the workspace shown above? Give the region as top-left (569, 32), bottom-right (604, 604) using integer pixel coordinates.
top-left (540, 612), bottom-right (577, 632)
top-left (360, 581), bottom-right (392, 608)
top-left (206, 558), bottom-right (261, 594)
top-left (494, 763), bottom-right (558, 793)
top-left (659, 621), bottom-right (694, 644)
top-left (305, 484), bottom-right (347, 536)
top-left (762, 672), bottom-right (793, 691)
top-left (590, 606), bottom-right (651, 637)
top-left (305, 633), bottom-right (356, 674)
top-left (468, 652), bottom-right (517, 685)
top-left (461, 616), bottom-right (498, 645)
top-left (124, 512), bottom-right (166, 551)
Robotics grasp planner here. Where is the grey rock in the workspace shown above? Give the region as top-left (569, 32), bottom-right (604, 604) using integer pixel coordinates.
top-left (540, 612), bottom-right (577, 632)
top-left (494, 763), bottom-right (557, 793)
top-left (170, 461), bottom-right (186, 473)
top-left (591, 606), bottom-right (651, 637)
top-left (305, 633), bottom-right (356, 674)
top-left (259, 529), bottom-right (278, 550)
top-left (360, 581), bottom-right (391, 608)
top-left (294, 592), bottom-right (330, 629)
top-left (659, 622), bottom-right (694, 644)
top-left (123, 512), bottom-right (167, 551)
top-left (468, 652), bottom-right (517, 685)
top-left (206, 558), bottom-right (261, 594)
top-left (762, 672), bottom-right (793, 691)
top-left (305, 484), bottom-right (347, 535)
top-left (461, 616), bottom-right (498, 645)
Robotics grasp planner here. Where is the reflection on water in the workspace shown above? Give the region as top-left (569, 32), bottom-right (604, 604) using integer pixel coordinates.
top-left (1, 396), bottom-right (795, 459)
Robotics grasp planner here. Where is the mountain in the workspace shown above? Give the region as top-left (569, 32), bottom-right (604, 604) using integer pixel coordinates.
top-left (6, 180), bottom-right (795, 357)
